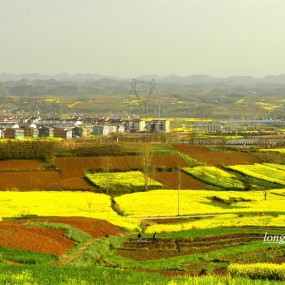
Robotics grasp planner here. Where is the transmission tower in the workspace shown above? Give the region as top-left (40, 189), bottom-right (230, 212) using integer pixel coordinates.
top-left (130, 79), bottom-right (157, 118)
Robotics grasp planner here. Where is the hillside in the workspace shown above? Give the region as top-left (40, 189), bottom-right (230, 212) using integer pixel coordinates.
top-left (1, 73), bottom-right (285, 118)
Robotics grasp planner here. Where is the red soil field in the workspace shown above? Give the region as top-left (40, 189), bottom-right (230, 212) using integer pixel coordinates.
top-left (56, 157), bottom-right (131, 179)
top-left (0, 217), bottom-right (125, 256)
top-left (0, 222), bottom-right (74, 255)
top-left (60, 177), bottom-right (95, 191)
top-left (0, 160), bottom-right (43, 170)
top-left (55, 155), bottom-right (188, 191)
top-left (0, 148), bottom-right (260, 191)
top-left (0, 171), bottom-right (61, 190)
top-left (172, 145), bottom-right (261, 166)
top-left (14, 216), bottom-right (125, 238)
top-left (55, 156), bottom-right (131, 191)
top-left (151, 171), bottom-right (207, 190)
top-left (126, 155), bottom-right (188, 169)
top-left (173, 145), bottom-right (209, 153)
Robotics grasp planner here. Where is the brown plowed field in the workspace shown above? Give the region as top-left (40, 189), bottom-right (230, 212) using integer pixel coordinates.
top-left (0, 147), bottom-right (261, 191)
top-left (0, 222), bottom-right (74, 255)
top-left (0, 160), bottom-right (43, 170)
top-left (172, 145), bottom-right (261, 166)
top-left (126, 155), bottom-right (189, 169)
top-left (55, 155), bottom-right (189, 191)
top-left (151, 171), bottom-right (206, 189)
top-left (117, 233), bottom-right (264, 261)
top-left (0, 171), bottom-right (61, 190)
top-left (60, 177), bottom-right (95, 191)
top-left (12, 216), bottom-right (125, 238)
top-left (56, 157), bottom-right (131, 179)
top-left (0, 217), bottom-right (124, 256)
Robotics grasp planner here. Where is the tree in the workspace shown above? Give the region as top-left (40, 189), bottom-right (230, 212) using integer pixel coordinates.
top-left (103, 156), bottom-right (113, 195)
top-left (139, 143), bottom-right (154, 191)
top-left (177, 165), bottom-right (182, 216)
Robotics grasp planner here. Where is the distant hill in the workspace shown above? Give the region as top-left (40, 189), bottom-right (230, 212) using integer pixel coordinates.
top-left (1, 72), bottom-right (285, 119)
top-left (1, 72), bottom-right (285, 85)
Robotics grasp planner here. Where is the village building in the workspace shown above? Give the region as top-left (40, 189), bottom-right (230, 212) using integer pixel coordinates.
top-left (93, 125), bottom-right (120, 136)
top-left (72, 126), bottom-right (89, 138)
top-left (52, 126), bottom-right (73, 139)
top-left (38, 126), bottom-right (54, 138)
top-left (146, 120), bottom-right (170, 133)
top-left (125, 119), bottom-right (146, 132)
top-left (3, 128), bottom-right (25, 139)
top-left (22, 124), bottom-right (39, 138)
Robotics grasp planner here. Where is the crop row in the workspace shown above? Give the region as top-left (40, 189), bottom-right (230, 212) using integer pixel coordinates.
top-left (228, 263), bottom-right (285, 280)
top-left (182, 166), bottom-right (244, 190)
top-left (228, 164), bottom-right (285, 185)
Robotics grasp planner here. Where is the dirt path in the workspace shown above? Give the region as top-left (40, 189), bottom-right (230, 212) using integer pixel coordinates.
top-left (138, 214), bottom-right (217, 220)
top-left (52, 239), bottom-right (94, 265)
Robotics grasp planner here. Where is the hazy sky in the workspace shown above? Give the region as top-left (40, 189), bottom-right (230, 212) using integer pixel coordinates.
top-left (1, 0), bottom-right (285, 77)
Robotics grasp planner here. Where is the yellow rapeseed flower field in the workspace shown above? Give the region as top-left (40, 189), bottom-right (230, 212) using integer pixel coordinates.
top-left (2, 189), bottom-right (284, 233)
top-left (145, 214), bottom-right (285, 233)
top-left (0, 191), bottom-right (140, 231)
top-left (228, 263), bottom-right (285, 280)
top-left (114, 189), bottom-right (285, 217)
top-left (228, 164), bottom-right (285, 185)
top-left (259, 148), bottom-right (285, 154)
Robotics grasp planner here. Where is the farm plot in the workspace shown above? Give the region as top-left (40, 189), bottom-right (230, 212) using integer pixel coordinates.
top-left (259, 148), bottom-right (285, 154)
top-left (228, 164), bottom-right (285, 185)
top-left (144, 213), bottom-right (285, 234)
top-left (264, 163), bottom-right (285, 171)
top-left (56, 156), bottom-right (131, 178)
top-left (182, 166), bottom-right (244, 190)
top-left (10, 217), bottom-right (124, 238)
top-left (0, 159), bottom-right (43, 170)
top-left (56, 157), bottom-right (131, 190)
top-left (85, 171), bottom-right (163, 192)
top-left (0, 221), bottom-right (74, 255)
top-left (0, 191), bottom-right (140, 232)
top-left (126, 155), bottom-right (189, 170)
top-left (60, 177), bottom-right (95, 191)
top-left (150, 171), bottom-right (207, 189)
top-left (228, 263), bottom-right (285, 281)
top-left (172, 145), bottom-right (261, 166)
top-left (0, 171), bottom-right (61, 190)
top-left (116, 233), bottom-right (264, 261)
top-left (114, 190), bottom-right (285, 218)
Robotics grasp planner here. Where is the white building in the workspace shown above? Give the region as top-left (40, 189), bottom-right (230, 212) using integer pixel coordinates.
top-left (126, 119), bottom-right (146, 132)
top-left (146, 120), bottom-right (170, 133)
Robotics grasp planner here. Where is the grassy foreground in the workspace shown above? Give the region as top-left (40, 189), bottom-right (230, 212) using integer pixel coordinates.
top-left (0, 265), bottom-right (283, 285)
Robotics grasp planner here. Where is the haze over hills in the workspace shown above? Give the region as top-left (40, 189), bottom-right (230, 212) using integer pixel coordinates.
top-left (1, 72), bottom-right (285, 119)
top-left (1, 72), bottom-right (285, 84)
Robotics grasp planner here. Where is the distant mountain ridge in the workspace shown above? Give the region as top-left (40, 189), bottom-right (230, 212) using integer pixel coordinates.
top-left (1, 72), bottom-right (285, 84)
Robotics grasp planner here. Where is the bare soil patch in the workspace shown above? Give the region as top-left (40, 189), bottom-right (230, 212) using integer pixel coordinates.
top-left (0, 160), bottom-right (43, 170)
top-left (12, 216), bottom-right (125, 238)
top-left (126, 155), bottom-right (188, 169)
top-left (60, 177), bottom-right (95, 191)
top-left (0, 171), bottom-right (61, 190)
top-left (0, 222), bottom-right (74, 255)
top-left (56, 157), bottom-right (131, 179)
top-left (151, 171), bottom-right (207, 189)
top-left (172, 145), bottom-right (261, 166)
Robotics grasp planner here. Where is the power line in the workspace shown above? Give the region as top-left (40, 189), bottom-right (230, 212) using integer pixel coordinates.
top-left (130, 79), bottom-right (157, 118)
